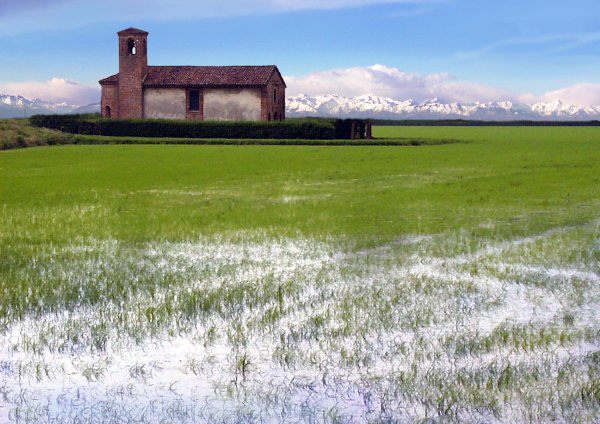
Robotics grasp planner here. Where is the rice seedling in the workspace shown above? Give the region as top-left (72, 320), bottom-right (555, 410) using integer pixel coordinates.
top-left (0, 126), bottom-right (599, 422)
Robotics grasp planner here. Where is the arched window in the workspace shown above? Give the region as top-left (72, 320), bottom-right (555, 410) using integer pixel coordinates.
top-left (105, 106), bottom-right (111, 118)
top-left (268, 113), bottom-right (272, 121)
top-left (127, 39), bottom-right (136, 55)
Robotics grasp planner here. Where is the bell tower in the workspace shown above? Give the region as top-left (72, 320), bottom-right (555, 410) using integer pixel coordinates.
top-left (117, 28), bottom-right (148, 119)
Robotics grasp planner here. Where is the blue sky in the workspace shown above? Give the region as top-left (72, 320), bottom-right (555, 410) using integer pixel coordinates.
top-left (1, 0), bottom-right (599, 105)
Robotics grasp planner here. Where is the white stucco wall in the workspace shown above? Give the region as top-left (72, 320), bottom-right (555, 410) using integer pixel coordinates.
top-left (143, 88), bottom-right (186, 120)
top-left (203, 88), bottom-right (261, 121)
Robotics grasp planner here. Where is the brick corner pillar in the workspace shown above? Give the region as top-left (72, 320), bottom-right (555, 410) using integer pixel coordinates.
top-left (260, 87), bottom-right (270, 121)
top-left (117, 28), bottom-right (148, 119)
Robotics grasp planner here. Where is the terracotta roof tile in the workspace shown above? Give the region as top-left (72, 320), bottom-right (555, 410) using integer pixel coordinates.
top-left (99, 66), bottom-right (286, 88)
top-left (143, 66), bottom-right (282, 87)
top-left (99, 74), bottom-right (119, 85)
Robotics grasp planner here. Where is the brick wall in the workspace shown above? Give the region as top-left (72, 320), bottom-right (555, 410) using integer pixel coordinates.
top-left (100, 84), bottom-right (118, 118)
top-left (117, 34), bottom-right (147, 119)
top-left (261, 72), bottom-right (286, 121)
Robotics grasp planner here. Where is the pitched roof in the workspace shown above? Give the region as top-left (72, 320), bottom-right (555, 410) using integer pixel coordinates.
top-left (99, 66), bottom-right (286, 87)
top-left (144, 66), bottom-right (284, 87)
top-left (118, 27), bottom-right (148, 36)
top-left (99, 74), bottom-right (119, 85)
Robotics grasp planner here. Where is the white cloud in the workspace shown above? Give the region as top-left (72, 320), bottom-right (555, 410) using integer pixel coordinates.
top-left (287, 65), bottom-right (600, 106)
top-left (455, 32), bottom-right (600, 60)
top-left (1, 0), bottom-right (430, 16)
top-left (0, 77), bottom-right (99, 105)
top-left (1, 66), bottom-right (599, 107)
top-left (538, 83), bottom-right (600, 107)
top-left (286, 64), bottom-right (516, 103)
top-left (118, 0), bottom-right (424, 21)
top-left (0, 0), bottom-right (434, 35)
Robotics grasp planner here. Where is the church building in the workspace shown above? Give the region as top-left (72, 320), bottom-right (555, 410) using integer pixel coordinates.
top-left (99, 28), bottom-right (286, 121)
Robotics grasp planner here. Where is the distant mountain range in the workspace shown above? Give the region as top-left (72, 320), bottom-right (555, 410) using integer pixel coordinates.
top-left (0, 94), bottom-right (99, 118)
top-left (287, 94), bottom-right (600, 121)
top-left (2, 92), bottom-right (600, 121)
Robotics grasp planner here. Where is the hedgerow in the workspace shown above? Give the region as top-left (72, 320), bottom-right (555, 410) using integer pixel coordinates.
top-left (69, 134), bottom-right (455, 146)
top-left (0, 119), bottom-right (72, 150)
top-left (30, 115), bottom-right (369, 140)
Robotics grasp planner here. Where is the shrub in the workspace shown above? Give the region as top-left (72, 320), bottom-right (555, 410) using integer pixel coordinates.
top-left (30, 114), bottom-right (100, 135)
top-left (30, 115), bottom-right (372, 140)
top-left (0, 119), bottom-right (73, 150)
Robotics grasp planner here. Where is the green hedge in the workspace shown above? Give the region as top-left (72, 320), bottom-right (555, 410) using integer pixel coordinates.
top-left (69, 134), bottom-right (457, 147)
top-left (30, 115), bottom-right (368, 140)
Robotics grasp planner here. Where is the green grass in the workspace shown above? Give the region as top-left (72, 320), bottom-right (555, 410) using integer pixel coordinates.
top-left (0, 125), bottom-right (599, 423)
top-left (1, 126), bottom-right (598, 243)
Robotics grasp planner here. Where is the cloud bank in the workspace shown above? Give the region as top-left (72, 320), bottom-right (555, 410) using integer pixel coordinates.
top-left (285, 64), bottom-right (517, 103)
top-left (540, 83), bottom-right (600, 107)
top-left (0, 0), bottom-right (431, 19)
top-left (0, 0), bottom-right (442, 37)
top-left (0, 78), bottom-right (100, 105)
top-left (2, 65), bottom-right (600, 107)
top-left (286, 65), bottom-right (600, 106)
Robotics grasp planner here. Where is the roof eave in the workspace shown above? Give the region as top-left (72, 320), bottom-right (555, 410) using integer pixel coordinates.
top-left (118, 27), bottom-right (149, 36)
top-left (142, 83), bottom-right (267, 88)
top-left (99, 74), bottom-right (119, 85)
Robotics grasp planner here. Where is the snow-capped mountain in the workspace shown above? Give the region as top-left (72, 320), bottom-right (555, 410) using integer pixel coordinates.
top-left (287, 94), bottom-right (600, 121)
top-left (0, 93), bottom-right (100, 118)
top-left (2, 92), bottom-right (600, 121)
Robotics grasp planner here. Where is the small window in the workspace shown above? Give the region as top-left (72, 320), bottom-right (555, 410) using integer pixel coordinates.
top-left (189, 90), bottom-right (200, 112)
top-left (273, 88), bottom-right (277, 103)
top-left (127, 39), bottom-right (136, 55)
top-left (105, 106), bottom-right (111, 118)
